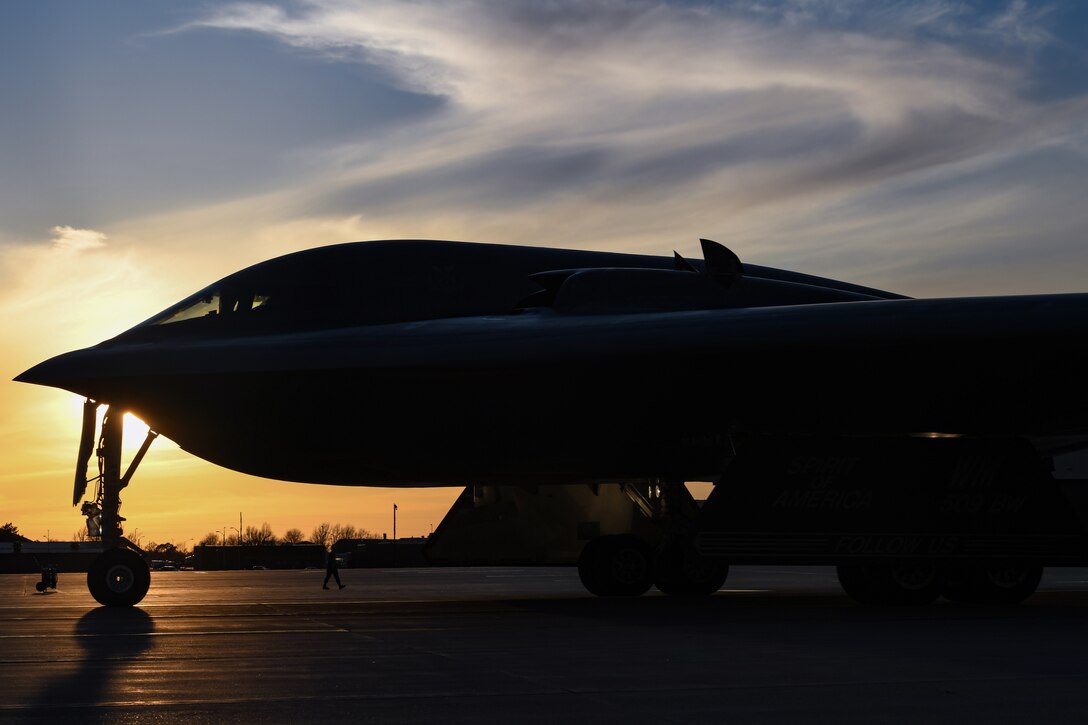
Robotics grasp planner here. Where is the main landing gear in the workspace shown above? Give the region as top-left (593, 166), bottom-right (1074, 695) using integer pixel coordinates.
top-left (835, 559), bottom-right (1043, 606)
top-left (573, 475), bottom-right (1043, 605)
top-left (577, 479), bottom-right (728, 597)
top-left (75, 400), bottom-right (158, 607)
top-left (577, 534), bottom-right (729, 598)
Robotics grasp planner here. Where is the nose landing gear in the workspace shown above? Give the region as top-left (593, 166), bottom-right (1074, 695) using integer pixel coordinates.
top-left (75, 401), bottom-right (158, 607)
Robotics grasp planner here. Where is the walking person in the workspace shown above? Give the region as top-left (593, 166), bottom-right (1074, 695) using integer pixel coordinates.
top-left (323, 550), bottom-right (346, 590)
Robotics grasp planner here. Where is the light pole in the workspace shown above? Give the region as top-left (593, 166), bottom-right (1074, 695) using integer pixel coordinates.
top-left (230, 527), bottom-right (240, 570)
top-left (393, 503), bottom-right (398, 567)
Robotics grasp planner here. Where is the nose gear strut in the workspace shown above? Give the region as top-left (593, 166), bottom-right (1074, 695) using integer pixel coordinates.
top-left (74, 400), bottom-right (158, 606)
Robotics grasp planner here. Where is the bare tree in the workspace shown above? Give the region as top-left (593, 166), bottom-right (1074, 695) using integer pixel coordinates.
top-left (246, 522), bottom-right (276, 545)
top-left (72, 528), bottom-right (88, 542)
top-left (198, 532), bottom-right (220, 546)
top-left (311, 522), bottom-right (333, 550)
top-left (330, 523), bottom-right (358, 543)
top-left (282, 528), bottom-right (305, 544)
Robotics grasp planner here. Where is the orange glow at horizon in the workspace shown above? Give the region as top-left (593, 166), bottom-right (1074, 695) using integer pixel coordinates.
top-left (0, 237), bottom-right (465, 546)
top-left (5, 382), bottom-right (461, 547)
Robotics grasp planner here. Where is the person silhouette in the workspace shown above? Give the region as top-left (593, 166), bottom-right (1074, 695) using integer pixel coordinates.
top-left (323, 551), bottom-right (346, 590)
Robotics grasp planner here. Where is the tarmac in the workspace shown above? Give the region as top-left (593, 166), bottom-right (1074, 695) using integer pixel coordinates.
top-left (2, 565), bottom-right (1088, 724)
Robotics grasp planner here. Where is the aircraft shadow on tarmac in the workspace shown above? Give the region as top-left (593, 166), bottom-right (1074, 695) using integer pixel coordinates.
top-left (503, 589), bottom-right (1088, 625)
top-left (32, 607), bottom-right (155, 713)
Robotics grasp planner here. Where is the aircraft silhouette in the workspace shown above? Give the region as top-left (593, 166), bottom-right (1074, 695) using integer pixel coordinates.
top-left (16, 239), bottom-right (1088, 606)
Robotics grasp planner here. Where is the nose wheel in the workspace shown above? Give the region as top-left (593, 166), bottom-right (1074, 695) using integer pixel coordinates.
top-left (88, 548), bottom-right (151, 607)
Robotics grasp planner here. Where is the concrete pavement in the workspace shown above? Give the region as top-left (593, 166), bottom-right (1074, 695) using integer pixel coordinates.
top-left (2, 566), bottom-right (1088, 723)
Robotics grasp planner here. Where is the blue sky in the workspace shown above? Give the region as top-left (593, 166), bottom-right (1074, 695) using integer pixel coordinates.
top-left (2, 0), bottom-right (1087, 541)
top-left (0, 1), bottom-right (439, 238)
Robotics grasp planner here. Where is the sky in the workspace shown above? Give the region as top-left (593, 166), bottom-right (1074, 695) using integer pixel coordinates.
top-left (1, 0), bottom-right (1086, 546)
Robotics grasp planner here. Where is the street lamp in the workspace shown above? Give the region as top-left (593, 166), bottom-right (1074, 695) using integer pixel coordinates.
top-left (229, 527), bottom-right (240, 570)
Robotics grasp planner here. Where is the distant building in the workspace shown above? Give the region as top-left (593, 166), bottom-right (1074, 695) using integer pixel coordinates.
top-left (194, 543), bottom-right (325, 570)
top-left (0, 541), bottom-right (105, 573)
top-left (331, 537), bottom-right (429, 567)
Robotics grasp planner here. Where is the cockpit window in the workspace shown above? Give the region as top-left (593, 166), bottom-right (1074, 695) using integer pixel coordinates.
top-left (150, 287), bottom-right (270, 326)
top-left (218, 290), bottom-right (269, 316)
top-left (153, 290), bottom-right (220, 325)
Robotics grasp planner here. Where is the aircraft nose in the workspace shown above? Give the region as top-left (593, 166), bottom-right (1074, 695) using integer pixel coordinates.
top-left (14, 348), bottom-right (99, 395)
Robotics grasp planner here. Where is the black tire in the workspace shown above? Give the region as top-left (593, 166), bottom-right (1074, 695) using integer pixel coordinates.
top-left (578, 535), bottom-right (654, 597)
top-left (943, 561), bottom-right (1043, 605)
top-left (600, 535), bottom-right (654, 596)
top-left (88, 548), bottom-right (151, 607)
top-left (837, 561), bottom-right (943, 606)
top-left (654, 542), bottom-right (728, 596)
top-left (577, 538), bottom-right (606, 596)
top-left (35, 581), bottom-right (45, 593)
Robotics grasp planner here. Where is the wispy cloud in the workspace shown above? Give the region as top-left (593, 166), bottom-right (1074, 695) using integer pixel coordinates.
top-left (0, 225), bottom-right (154, 361)
top-left (49, 225), bottom-right (107, 253)
top-left (983, 0), bottom-right (1054, 48)
top-left (178, 3), bottom-right (1083, 266)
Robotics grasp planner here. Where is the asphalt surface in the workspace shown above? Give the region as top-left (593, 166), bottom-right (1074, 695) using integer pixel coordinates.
top-left (2, 566), bottom-right (1088, 724)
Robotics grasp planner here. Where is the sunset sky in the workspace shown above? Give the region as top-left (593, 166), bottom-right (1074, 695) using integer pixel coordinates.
top-left (2, 0), bottom-right (1087, 546)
